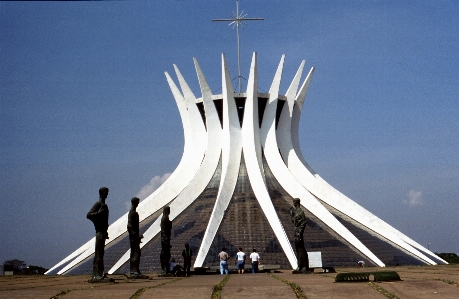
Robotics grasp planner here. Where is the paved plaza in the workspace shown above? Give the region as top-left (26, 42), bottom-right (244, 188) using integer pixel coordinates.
top-left (1, 264), bottom-right (458, 299)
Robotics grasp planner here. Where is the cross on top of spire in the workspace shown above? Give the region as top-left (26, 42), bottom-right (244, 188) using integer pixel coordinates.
top-left (212, 0), bottom-right (264, 93)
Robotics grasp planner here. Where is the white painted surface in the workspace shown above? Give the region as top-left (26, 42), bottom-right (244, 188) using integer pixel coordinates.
top-left (308, 252), bottom-right (322, 268)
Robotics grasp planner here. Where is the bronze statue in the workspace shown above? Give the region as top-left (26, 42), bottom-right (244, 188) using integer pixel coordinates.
top-left (87, 187), bottom-right (113, 282)
top-left (160, 206), bottom-right (172, 274)
top-left (127, 197), bottom-right (147, 278)
top-left (290, 198), bottom-right (309, 273)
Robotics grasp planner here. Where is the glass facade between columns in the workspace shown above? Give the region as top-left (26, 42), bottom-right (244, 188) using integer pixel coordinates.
top-left (54, 146), bottom-right (432, 274)
top-left (203, 152), bottom-right (289, 268)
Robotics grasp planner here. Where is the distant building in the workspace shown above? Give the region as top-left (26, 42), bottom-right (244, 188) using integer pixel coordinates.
top-left (2, 264), bottom-right (13, 276)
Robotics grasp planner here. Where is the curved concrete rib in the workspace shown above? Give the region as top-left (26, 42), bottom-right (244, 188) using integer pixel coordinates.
top-left (284, 66), bottom-right (441, 264)
top-left (56, 71), bottom-right (205, 275)
top-left (277, 61), bottom-right (313, 171)
top-left (289, 67), bottom-right (316, 172)
top-left (174, 64), bottom-right (208, 157)
top-left (279, 63), bottom-right (438, 265)
top-left (108, 62), bottom-right (223, 274)
top-left (263, 57), bottom-right (385, 267)
top-left (194, 54), bottom-right (242, 267)
top-left (242, 53), bottom-right (298, 269)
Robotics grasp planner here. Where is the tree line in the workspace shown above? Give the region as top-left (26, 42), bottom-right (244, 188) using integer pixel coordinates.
top-left (3, 259), bottom-right (48, 275)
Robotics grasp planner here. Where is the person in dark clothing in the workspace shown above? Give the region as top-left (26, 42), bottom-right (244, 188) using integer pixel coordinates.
top-left (182, 243), bottom-right (193, 276)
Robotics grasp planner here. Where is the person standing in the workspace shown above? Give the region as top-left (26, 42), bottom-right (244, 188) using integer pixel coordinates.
top-left (235, 248), bottom-right (246, 274)
top-left (87, 187), bottom-right (111, 282)
top-left (182, 243), bottom-right (193, 277)
top-left (218, 247), bottom-right (230, 274)
top-left (249, 249), bottom-right (260, 273)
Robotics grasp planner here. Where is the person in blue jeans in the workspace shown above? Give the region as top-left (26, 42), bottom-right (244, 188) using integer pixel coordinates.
top-left (234, 248), bottom-right (246, 274)
top-left (218, 247), bottom-right (230, 274)
top-left (249, 249), bottom-right (260, 273)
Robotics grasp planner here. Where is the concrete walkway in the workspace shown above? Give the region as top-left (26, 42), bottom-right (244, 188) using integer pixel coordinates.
top-left (275, 272), bottom-right (388, 299)
top-left (222, 273), bottom-right (292, 298)
top-left (0, 264), bottom-right (457, 299)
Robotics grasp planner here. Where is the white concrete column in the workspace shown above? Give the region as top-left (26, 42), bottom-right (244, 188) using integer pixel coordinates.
top-left (242, 53), bottom-right (298, 269)
top-left (194, 54), bottom-right (242, 267)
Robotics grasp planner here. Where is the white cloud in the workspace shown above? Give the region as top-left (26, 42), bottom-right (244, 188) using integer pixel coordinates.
top-left (403, 189), bottom-right (423, 206)
top-left (135, 173), bottom-right (172, 201)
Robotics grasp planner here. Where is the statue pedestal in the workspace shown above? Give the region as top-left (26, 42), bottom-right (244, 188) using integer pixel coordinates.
top-left (128, 274), bottom-right (150, 279)
top-left (88, 277), bottom-right (114, 283)
top-left (292, 269), bottom-right (314, 274)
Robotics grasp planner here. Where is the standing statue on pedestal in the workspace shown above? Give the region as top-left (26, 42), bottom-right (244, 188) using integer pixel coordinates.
top-left (127, 197), bottom-right (147, 279)
top-left (87, 187), bottom-right (113, 282)
top-left (160, 206), bottom-right (172, 274)
top-left (290, 198), bottom-right (310, 273)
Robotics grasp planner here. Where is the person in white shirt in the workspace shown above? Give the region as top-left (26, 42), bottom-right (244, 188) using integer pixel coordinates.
top-left (234, 248), bottom-right (246, 274)
top-left (249, 249), bottom-right (261, 273)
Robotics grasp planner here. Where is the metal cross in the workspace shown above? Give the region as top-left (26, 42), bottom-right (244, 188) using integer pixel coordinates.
top-left (213, 0), bottom-right (264, 93)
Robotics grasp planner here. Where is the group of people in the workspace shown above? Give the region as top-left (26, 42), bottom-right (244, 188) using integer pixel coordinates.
top-left (218, 247), bottom-right (261, 274)
top-left (167, 243), bottom-right (193, 277)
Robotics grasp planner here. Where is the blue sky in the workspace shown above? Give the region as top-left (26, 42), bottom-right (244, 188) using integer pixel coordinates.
top-left (1, 1), bottom-right (458, 268)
